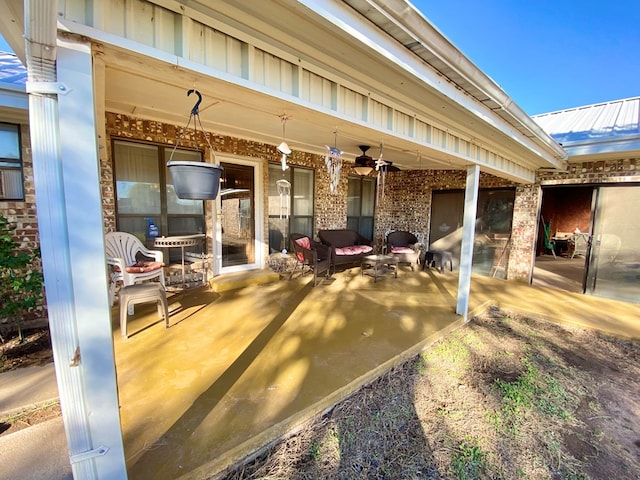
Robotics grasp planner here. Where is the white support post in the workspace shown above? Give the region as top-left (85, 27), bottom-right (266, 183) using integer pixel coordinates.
top-left (456, 165), bottom-right (480, 319)
top-left (28, 33), bottom-right (127, 479)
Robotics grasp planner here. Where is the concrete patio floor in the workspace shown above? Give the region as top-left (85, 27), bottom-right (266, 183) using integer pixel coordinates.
top-left (111, 265), bottom-right (640, 480)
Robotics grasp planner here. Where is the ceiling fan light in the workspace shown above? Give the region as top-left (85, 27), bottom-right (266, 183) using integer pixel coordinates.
top-left (354, 165), bottom-right (374, 176)
top-left (277, 141), bottom-right (291, 155)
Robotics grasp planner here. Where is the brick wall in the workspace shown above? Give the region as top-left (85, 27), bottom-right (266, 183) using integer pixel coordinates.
top-left (103, 113), bottom-right (342, 255)
top-left (90, 113), bottom-right (640, 287)
top-left (374, 169), bottom-right (517, 250)
top-left (0, 124), bottom-right (47, 329)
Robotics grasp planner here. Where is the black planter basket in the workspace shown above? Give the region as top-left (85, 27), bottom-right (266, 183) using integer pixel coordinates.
top-left (167, 161), bottom-right (224, 200)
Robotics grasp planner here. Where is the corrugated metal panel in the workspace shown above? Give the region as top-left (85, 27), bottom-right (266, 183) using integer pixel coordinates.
top-left (0, 52), bottom-right (27, 85)
top-left (533, 97), bottom-right (640, 145)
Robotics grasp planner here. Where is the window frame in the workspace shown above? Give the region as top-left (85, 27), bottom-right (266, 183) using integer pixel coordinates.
top-left (0, 122), bottom-right (24, 201)
top-left (267, 163), bottom-right (315, 252)
top-left (112, 138), bottom-right (206, 244)
top-left (347, 175), bottom-right (377, 241)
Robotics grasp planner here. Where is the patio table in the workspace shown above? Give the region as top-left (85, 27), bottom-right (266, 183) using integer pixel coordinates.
top-left (361, 254), bottom-right (399, 282)
top-left (154, 234), bottom-right (206, 287)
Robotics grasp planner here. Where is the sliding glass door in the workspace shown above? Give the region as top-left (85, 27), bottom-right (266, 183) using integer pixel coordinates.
top-left (586, 186), bottom-right (640, 303)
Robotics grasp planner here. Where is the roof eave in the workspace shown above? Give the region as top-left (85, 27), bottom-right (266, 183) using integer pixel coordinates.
top-left (340, 0), bottom-right (568, 169)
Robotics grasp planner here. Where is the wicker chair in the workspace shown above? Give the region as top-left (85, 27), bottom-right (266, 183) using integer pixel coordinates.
top-left (289, 233), bottom-right (331, 286)
top-left (386, 231), bottom-right (421, 271)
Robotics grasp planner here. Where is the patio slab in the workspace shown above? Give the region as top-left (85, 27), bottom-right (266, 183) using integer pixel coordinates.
top-left (111, 267), bottom-right (640, 479)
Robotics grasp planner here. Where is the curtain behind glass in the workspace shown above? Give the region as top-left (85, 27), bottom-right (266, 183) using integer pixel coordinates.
top-left (114, 141), bottom-right (160, 215)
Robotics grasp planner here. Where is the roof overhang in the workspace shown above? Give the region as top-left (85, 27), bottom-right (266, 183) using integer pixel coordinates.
top-left (560, 136), bottom-right (640, 162)
top-left (4, 0), bottom-right (568, 183)
top-left (0, 82), bottom-right (28, 123)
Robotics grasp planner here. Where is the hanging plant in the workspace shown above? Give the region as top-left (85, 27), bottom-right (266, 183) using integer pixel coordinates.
top-left (166, 89), bottom-right (224, 200)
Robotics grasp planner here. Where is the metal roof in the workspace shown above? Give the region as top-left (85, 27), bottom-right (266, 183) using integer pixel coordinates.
top-left (532, 97), bottom-right (640, 159)
top-left (0, 51), bottom-right (26, 85)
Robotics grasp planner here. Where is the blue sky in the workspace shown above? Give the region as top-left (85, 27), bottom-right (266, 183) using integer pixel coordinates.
top-left (412, 0), bottom-right (640, 115)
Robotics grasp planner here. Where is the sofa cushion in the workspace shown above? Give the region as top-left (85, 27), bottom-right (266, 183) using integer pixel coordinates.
top-left (335, 245), bottom-right (373, 256)
top-left (295, 236), bottom-right (311, 249)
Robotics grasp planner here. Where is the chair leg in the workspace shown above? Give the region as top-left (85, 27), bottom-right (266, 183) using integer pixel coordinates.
top-left (159, 293), bottom-right (170, 329)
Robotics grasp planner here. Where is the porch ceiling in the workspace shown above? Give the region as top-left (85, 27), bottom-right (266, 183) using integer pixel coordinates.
top-left (102, 44), bottom-right (467, 171)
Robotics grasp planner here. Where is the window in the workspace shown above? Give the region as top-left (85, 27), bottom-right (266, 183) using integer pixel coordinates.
top-left (0, 123), bottom-right (23, 200)
top-left (113, 139), bottom-right (205, 255)
top-left (268, 164), bottom-right (314, 252)
top-left (347, 176), bottom-right (376, 240)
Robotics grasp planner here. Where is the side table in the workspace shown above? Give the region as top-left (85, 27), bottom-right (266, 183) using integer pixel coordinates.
top-left (268, 252), bottom-right (298, 276)
top-left (361, 254), bottom-right (399, 282)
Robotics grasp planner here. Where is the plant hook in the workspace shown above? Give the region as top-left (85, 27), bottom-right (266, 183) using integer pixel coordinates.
top-left (187, 89), bottom-right (203, 115)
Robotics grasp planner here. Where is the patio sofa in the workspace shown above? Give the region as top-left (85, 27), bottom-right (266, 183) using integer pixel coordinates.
top-left (318, 229), bottom-right (373, 273)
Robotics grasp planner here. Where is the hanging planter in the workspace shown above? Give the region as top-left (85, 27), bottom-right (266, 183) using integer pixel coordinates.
top-left (167, 160), bottom-right (223, 200)
top-left (167, 89), bottom-right (224, 200)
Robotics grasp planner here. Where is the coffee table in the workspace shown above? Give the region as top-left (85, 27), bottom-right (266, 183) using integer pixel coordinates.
top-left (361, 254), bottom-right (399, 282)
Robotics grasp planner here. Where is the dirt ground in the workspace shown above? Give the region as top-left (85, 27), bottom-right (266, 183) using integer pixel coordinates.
top-left (0, 328), bottom-right (53, 373)
top-left (220, 307), bottom-right (640, 480)
top-left (2, 311), bottom-right (639, 479)
top-left (0, 327), bottom-right (58, 437)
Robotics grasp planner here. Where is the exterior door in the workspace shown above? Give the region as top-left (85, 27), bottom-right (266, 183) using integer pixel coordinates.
top-left (218, 161), bottom-right (258, 272)
top-left (586, 185), bottom-right (640, 303)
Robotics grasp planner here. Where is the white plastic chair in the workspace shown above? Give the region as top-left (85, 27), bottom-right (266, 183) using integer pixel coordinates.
top-left (105, 231), bottom-right (165, 308)
top-left (569, 233), bottom-right (590, 259)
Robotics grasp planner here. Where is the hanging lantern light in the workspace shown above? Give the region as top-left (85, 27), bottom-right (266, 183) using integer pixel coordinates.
top-left (324, 129), bottom-right (343, 194)
top-left (277, 115), bottom-right (291, 171)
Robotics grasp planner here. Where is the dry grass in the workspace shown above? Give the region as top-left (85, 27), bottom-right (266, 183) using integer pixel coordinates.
top-left (218, 307), bottom-right (640, 480)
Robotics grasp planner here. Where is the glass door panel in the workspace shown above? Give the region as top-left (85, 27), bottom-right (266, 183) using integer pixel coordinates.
top-left (586, 186), bottom-right (640, 303)
top-left (220, 162), bottom-right (255, 268)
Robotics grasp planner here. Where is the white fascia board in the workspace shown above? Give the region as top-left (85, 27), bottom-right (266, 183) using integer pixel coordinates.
top-left (0, 84), bottom-right (28, 110)
top-left (562, 136), bottom-right (640, 159)
top-left (295, 0), bottom-right (566, 168)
